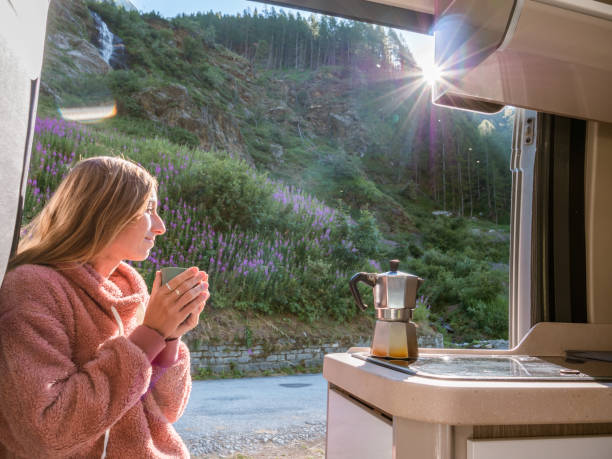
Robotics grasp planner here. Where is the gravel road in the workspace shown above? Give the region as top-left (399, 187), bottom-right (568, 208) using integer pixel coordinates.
top-left (174, 374), bottom-right (327, 457)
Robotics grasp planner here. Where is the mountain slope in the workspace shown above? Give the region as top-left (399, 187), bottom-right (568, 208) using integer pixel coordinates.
top-left (34, 0), bottom-right (513, 344)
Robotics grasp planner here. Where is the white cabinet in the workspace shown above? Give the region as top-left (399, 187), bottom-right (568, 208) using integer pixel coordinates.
top-left (326, 386), bottom-right (612, 459)
top-left (326, 388), bottom-right (393, 459)
top-left (468, 435), bottom-right (612, 459)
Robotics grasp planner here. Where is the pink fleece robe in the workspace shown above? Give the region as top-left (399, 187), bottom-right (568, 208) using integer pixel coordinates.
top-left (0, 262), bottom-right (192, 458)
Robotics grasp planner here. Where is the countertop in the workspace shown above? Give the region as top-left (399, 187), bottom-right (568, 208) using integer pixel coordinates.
top-left (322, 323), bottom-right (612, 425)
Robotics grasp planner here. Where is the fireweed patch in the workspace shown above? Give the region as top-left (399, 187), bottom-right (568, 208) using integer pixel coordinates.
top-left (23, 117), bottom-right (363, 322)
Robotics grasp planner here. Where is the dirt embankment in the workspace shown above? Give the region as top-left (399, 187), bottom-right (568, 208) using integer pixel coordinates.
top-left (186, 307), bottom-right (375, 351)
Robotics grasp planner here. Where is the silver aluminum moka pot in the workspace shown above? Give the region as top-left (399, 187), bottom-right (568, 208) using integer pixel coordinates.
top-left (349, 260), bottom-right (423, 359)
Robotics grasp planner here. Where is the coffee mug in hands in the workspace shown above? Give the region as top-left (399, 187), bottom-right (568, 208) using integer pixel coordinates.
top-left (160, 267), bottom-right (188, 285)
top-left (160, 267), bottom-right (195, 325)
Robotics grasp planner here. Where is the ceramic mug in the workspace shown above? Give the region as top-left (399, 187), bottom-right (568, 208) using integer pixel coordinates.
top-left (160, 266), bottom-right (188, 285)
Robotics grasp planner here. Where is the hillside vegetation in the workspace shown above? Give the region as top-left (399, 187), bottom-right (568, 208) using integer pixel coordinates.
top-left (32, 0), bottom-right (513, 345)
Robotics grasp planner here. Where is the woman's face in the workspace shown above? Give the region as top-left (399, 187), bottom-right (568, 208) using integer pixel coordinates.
top-left (105, 191), bottom-right (166, 263)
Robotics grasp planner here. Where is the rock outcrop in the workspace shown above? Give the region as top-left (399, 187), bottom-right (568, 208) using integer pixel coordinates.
top-left (46, 32), bottom-right (111, 78)
top-left (136, 84), bottom-right (248, 159)
top-left (39, 0), bottom-right (374, 164)
top-left (40, 0), bottom-right (111, 105)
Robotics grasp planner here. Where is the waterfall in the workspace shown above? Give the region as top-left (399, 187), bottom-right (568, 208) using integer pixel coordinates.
top-left (91, 11), bottom-right (114, 64)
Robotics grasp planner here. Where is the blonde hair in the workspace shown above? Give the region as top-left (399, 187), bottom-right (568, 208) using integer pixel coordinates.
top-left (9, 156), bottom-right (157, 270)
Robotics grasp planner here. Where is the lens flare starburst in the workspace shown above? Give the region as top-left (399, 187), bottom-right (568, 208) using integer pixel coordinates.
top-left (421, 63), bottom-right (442, 86)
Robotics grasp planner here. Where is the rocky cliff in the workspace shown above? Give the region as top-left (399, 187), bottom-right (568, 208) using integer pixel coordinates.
top-left (40, 0), bottom-right (385, 167)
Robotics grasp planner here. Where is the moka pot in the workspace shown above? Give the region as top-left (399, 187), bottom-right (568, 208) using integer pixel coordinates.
top-left (349, 260), bottom-right (424, 359)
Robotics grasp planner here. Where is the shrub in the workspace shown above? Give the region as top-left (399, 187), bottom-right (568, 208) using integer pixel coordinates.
top-left (408, 243), bottom-right (423, 258)
top-left (168, 156), bottom-right (276, 232)
top-left (349, 209), bottom-right (382, 259)
top-left (466, 294), bottom-right (508, 337)
top-left (421, 216), bottom-right (468, 252)
top-left (165, 125), bottom-right (200, 147)
top-left (407, 248), bottom-right (506, 314)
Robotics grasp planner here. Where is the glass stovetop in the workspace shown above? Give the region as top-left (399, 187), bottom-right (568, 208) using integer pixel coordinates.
top-left (352, 352), bottom-right (612, 382)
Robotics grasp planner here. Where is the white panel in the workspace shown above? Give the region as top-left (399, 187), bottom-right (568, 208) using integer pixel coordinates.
top-left (326, 388), bottom-right (392, 459)
top-left (394, 417), bottom-right (452, 459)
top-left (0, 0), bottom-right (49, 283)
top-left (0, 0), bottom-right (49, 79)
top-left (468, 435), bottom-right (612, 459)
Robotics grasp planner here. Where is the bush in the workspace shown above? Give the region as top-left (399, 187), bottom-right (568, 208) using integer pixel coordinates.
top-left (349, 210), bottom-right (382, 259)
top-left (324, 152), bottom-right (362, 181)
top-left (466, 295), bottom-right (508, 337)
top-left (407, 248), bottom-right (506, 313)
top-left (165, 125), bottom-right (200, 147)
top-left (408, 243), bottom-right (423, 258)
top-left (421, 216), bottom-right (468, 252)
top-left (169, 156), bottom-right (276, 232)
top-left (107, 70), bottom-right (143, 96)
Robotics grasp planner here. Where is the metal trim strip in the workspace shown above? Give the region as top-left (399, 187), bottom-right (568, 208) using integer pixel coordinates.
top-left (253, 0), bottom-right (434, 34)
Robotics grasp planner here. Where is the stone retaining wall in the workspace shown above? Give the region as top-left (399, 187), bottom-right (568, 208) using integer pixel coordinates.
top-left (189, 334), bottom-right (445, 375)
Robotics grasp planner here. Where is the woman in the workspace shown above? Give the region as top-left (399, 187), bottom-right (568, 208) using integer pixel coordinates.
top-left (0, 156), bottom-right (208, 458)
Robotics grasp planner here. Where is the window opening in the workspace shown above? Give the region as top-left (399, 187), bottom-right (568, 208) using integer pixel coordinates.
top-left (31, 0), bottom-right (514, 356)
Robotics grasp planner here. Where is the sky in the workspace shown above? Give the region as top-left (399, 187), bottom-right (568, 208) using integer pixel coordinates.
top-left (129, 0), bottom-right (434, 69)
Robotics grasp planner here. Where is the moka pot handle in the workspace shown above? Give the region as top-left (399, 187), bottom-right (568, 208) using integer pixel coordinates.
top-left (349, 272), bottom-right (377, 311)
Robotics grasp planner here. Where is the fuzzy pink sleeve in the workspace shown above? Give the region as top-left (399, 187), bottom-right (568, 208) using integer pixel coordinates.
top-left (0, 271), bottom-right (153, 457)
top-left (153, 338), bottom-right (180, 367)
top-left (148, 341), bottom-right (192, 423)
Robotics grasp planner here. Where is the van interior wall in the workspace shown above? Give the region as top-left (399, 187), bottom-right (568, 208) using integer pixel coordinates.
top-left (585, 121), bottom-right (612, 323)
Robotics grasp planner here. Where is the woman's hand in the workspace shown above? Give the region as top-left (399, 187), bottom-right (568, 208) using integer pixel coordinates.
top-left (165, 270), bottom-right (209, 340)
top-left (143, 267), bottom-right (209, 339)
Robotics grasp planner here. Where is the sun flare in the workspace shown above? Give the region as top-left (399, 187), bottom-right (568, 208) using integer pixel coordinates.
top-left (59, 103), bottom-right (117, 123)
top-left (421, 63), bottom-right (442, 85)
